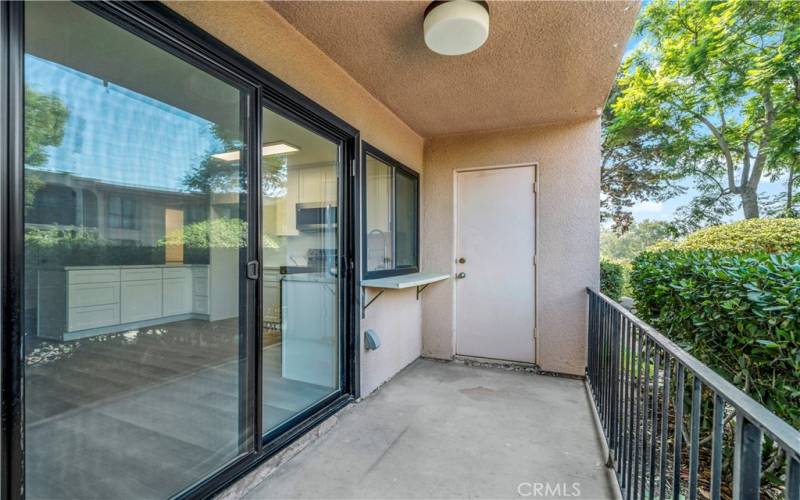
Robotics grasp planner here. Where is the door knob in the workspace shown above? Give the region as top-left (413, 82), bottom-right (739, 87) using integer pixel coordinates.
top-left (456, 272), bottom-right (466, 279)
top-left (457, 257), bottom-right (466, 264)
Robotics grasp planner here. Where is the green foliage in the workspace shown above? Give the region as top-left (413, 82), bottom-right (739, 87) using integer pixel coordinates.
top-left (630, 250), bottom-right (800, 430)
top-left (182, 125), bottom-right (288, 197)
top-left (601, 219), bottom-right (677, 262)
top-left (25, 86), bottom-right (69, 167)
top-left (601, 86), bottom-right (684, 232)
top-left (677, 218), bottom-right (800, 253)
top-left (651, 218), bottom-right (800, 254)
top-left (24, 228), bottom-right (165, 266)
top-left (160, 218), bottom-right (248, 250)
top-left (600, 260), bottom-right (625, 301)
top-left (24, 86), bottom-right (69, 208)
top-left (608, 0), bottom-right (800, 226)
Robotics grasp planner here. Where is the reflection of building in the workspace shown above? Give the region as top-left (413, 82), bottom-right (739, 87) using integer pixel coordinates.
top-left (27, 170), bottom-right (209, 250)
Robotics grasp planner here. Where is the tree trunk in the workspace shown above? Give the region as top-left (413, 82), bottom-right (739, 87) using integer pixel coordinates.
top-left (787, 164), bottom-right (795, 216)
top-left (741, 188), bottom-right (760, 219)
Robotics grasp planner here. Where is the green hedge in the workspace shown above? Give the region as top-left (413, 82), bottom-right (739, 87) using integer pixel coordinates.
top-left (630, 249), bottom-right (800, 429)
top-left (649, 218), bottom-right (800, 253)
top-left (600, 260), bottom-right (625, 301)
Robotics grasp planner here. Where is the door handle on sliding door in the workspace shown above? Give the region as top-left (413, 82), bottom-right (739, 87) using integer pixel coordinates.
top-left (246, 260), bottom-right (260, 280)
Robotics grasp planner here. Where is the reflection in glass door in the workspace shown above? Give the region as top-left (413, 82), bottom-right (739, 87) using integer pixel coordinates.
top-left (23, 2), bottom-right (252, 498)
top-left (261, 108), bottom-right (341, 434)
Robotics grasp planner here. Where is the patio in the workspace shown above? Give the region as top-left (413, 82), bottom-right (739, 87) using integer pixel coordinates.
top-left (235, 359), bottom-right (616, 499)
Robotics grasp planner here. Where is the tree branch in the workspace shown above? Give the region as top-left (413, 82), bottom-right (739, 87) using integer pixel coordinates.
top-left (746, 88), bottom-right (776, 191)
top-left (688, 110), bottom-right (737, 192)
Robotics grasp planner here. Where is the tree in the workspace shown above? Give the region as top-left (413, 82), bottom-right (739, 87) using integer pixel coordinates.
top-left (600, 219), bottom-right (676, 262)
top-left (611, 0), bottom-right (800, 222)
top-left (24, 86), bottom-right (69, 207)
top-left (602, 84), bottom-right (684, 233)
top-left (183, 124), bottom-right (288, 198)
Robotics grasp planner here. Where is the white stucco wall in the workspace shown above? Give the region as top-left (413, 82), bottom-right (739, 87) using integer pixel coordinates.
top-left (421, 119), bottom-right (601, 376)
top-left (359, 288), bottom-right (422, 395)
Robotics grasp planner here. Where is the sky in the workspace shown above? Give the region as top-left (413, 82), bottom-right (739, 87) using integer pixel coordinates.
top-left (26, 54), bottom-right (222, 193)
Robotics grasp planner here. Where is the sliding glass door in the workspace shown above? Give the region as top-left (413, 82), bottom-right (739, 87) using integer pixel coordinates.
top-left (260, 108), bottom-right (342, 435)
top-left (23, 2), bottom-right (254, 498)
top-left (7, 2), bottom-right (356, 498)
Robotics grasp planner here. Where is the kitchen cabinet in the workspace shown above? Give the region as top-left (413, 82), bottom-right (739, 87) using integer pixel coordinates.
top-left (38, 264), bottom-right (209, 341)
top-left (121, 279), bottom-right (163, 323)
top-left (272, 165), bottom-right (338, 236)
top-left (281, 274), bottom-right (338, 387)
top-left (163, 267), bottom-right (192, 316)
top-left (192, 266), bottom-right (209, 315)
top-left (263, 268), bottom-right (281, 324)
top-left (273, 168), bottom-right (299, 236)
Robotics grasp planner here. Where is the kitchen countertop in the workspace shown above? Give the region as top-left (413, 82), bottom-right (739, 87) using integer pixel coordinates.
top-left (63, 264), bottom-right (209, 270)
top-left (281, 272), bottom-right (337, 284)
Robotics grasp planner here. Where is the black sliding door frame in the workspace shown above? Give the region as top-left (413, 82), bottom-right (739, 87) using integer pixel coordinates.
top-left (1, 2), bottom-right (26, 498)
top-left (0, 1), bottom-right (360, 499)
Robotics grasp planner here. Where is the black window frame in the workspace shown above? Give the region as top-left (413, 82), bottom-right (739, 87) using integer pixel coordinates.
top-left (361, 142), bottom-right (420, 279)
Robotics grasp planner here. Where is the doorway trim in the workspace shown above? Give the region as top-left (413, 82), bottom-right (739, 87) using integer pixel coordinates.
top-left (451, 162), bottom-right (540, 366)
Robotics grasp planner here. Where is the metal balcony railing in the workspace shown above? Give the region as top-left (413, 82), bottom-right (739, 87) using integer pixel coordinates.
top-left (586, 288), bottom-right (800, 500)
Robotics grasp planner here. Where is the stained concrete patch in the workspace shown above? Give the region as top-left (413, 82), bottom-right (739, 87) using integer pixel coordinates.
top-left (459, 385), bottom-right (500, 401)
top-left (239, 359), bottom-right (616, 500)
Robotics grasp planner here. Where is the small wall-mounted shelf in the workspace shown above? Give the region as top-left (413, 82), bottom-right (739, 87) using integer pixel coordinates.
top-left (361, 272), bottom-right (450, 314)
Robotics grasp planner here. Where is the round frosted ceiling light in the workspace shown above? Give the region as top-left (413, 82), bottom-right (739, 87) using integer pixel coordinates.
top-left (424, 1), bottom-right (490, 56)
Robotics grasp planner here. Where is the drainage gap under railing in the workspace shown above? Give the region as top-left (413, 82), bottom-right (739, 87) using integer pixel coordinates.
top-left (586, 288), bottom-right (800, 500)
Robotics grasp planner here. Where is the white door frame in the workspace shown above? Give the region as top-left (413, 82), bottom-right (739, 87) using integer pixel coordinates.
top-left (452, 162), bottom-right (540, 365)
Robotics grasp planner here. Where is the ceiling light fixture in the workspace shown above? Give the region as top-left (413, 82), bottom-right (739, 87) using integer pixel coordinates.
top-left (423, 0), bottom-right (489, 56)
top-left (211, 141), bottom-right (300, 162)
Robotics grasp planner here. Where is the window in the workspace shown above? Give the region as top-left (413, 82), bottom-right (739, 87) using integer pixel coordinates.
top-left (108, 195), bottom-right (138, 229)
top-left (362, 144), bottom-right (419, 278)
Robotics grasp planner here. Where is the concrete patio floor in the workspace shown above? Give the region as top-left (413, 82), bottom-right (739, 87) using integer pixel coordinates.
top-left (239, 358), bottom-right (617, 499)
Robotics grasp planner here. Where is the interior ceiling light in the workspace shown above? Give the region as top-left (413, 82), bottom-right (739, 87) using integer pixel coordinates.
top-left (212, 142), bottom-right (299, 162)
top-left (424, 0), bottom-right (489, 56)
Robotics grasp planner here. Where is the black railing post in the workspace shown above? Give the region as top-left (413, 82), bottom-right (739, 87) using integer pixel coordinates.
top-left (647, 347), bottom-right (660, 500)
top-left (710, 393), bottom-right (724, 500)
top-left (658, 355), bottom-right (671, 500)
top-left (787, 453), bottom-right (800, 500)
top-left (688, 377), bottom-right (702, 500)
top-left (672, 364), bottom-right (685, 500)
top-left (733, 415), bottom-right (762, 500)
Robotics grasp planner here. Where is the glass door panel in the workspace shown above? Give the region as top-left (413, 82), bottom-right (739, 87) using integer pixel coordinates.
top-left (261, 108), bottom-right (340, 434)
top-left (23, 2), bottom-right (252, 498)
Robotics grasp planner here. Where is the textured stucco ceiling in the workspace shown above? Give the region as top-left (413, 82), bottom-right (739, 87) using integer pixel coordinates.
top-left (268, 0), bottom-right (639, 138)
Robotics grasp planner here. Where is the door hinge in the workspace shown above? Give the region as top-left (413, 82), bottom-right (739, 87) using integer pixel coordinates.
top-left (351, 159), bottom-right (356, 177)
top-left (533, 181), bottom-right (539, 194)
top-left (533, 255), bottom-right (538, 266)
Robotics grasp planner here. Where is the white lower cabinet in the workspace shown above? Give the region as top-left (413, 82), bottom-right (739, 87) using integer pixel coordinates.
top-left (51, 265), bottom-right (209, 338)
top-left (281, 277), bottom-right (338, 387)
top-left (163, 277), bottom-right (192, 316)
top-left (121, 279), bottom-right (163, 323)
top-left (163, 267), bottom-right (192, 316)
top-left (68, 304), bottom-right (121, 332)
